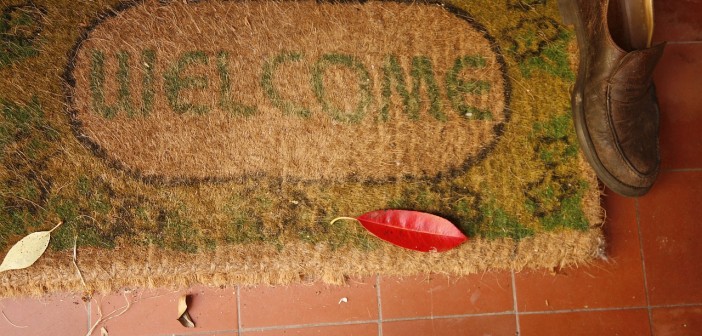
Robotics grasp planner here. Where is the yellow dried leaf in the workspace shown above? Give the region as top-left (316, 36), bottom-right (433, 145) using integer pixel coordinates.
top-left (177, 295), bottom-right (188, 317)
top-left (101, 327), bottom-right (108, 336)
top-left (177, 295), bottom-right (195, 328)
top-left (0, 223), bottom-right (61, 273)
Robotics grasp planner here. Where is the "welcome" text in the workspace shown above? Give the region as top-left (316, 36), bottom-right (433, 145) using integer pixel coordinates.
top-left (89, 50), bottom-right (494, 123)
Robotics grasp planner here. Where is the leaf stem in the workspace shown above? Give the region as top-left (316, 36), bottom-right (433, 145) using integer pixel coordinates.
top-left (329, 217), bottom-right (360, 226)
top-left (49, 221), bottom-right (63, 233)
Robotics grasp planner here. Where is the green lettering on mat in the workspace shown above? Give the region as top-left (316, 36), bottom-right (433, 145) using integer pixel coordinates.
top-left (164, 51), bottom-right (210, 115)
top-left (410, 56), bottom-right (445, 122)
top-left (311, 53), bottom-right (372, 124)
top-left (139, 49), bottom-right (156, 117)
top-left (381, 55), bottom-right (446, 122)
top-left (380, 55), bottom-right (411, 121)
top-left (217, 51), bottom-right (256, 117)
top-left (261, 52), bottom-right (310, 118)
top-left (116, 52), bottom-right (133, 116)
top-left (446, 55), bottom-right (493, 120)
top-left (89, 50), bottom-right (134, 118)
top-left (88, 51), bottom-right (111, 118)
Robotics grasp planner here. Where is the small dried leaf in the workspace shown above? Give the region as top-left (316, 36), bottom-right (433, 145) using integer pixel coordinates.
top-left (177, 295), bottom-right (195, 328)
top-left (100, 327), bottom-right (108, 336)
top-left (0, 231), bottom-right (51, 273)
top-left (178, 311), bottom-right (195, 328)
top-left (177, 295), bottom-right (188, 317)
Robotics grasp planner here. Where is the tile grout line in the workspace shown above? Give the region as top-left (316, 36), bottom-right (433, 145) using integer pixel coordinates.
top-left (635, 198), bottom-right (655, 335)
top-left (165, 329), bottom-right (241, 336)
top-left (222, 302), bottom-right (702, 334)
top-left (237, 285), bottom-right (243, 335)
top-left (239, 311), bottom-right (515, 334)
top-left (240, 319), bottom-right (380, 333)
top-left (383, 311), bottom-right (516, 322)
top-left (663, 168), bottom-right (702, 172)
top-left (86, 298), bottom-right (92, 335)
top-left (520, 305), bottom-right (648, 315)
top-left (667, 41), bottom-right (702, 45)
top-left (376, 274), bottom-right (383, 336)
top-left (511, 270), bottom-right (521, 335)
top-left (169, 329), bottom-right (240, 336)
top-left (651, 302), bottom-right (702, 309)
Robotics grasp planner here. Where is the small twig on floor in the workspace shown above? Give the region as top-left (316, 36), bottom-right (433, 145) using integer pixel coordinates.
top-left (86, 291), bottom-right (132, 336)
top-left (84, 289), bottom-right (176, 336)
top-left (104, 293), bottom-right (133, 321)
top-left (1, 310), bottom-right (28, 328)
top-left (73, 236), bottom-right (86, 287)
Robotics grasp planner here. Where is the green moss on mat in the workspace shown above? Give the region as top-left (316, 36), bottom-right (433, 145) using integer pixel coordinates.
top-left (223, 214), bottom-right (266, 244)
top-left (524, 112), bottom-right (589, 232)
top-left (480, 200), bottom-right (534, 240)
top-left (513, 24), bottom-right (575, 80)
top-left (0, 96), bottom-right (57, 246)
top-left (0, 4), bottom-right (43, 68)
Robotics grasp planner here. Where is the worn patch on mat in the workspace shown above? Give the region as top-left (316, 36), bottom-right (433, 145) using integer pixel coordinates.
top-left (0, 0), bottom-right (603, 296)
top-left (67, 1), bottom-right (509, 182)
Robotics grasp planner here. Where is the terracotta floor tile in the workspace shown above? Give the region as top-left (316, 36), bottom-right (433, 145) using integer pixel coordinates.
top-left (0, 293), bottom-right (88, 336)
top-left (515, 191), bottom-right (647, 311)
top-left (654, 43), bottom-right (702, 170)
top-left (639, 171), bottom-right (702, 306)
top-left (177, 333), bottom-right (237, 336)
top-left (244, 323), bottom-right (378, 336)
top-left (239, 277), bottom-right (378, 328)
top-left (89, 286), bottom-right (237, 336)
top-left (653, 1), bottom-right (702, 42)
top-left (519, 309), bottom-right (651, 336)
top-left (382, 315), bottom-right (516, 336)
top-left (380, 272), bottom-right (513, 319)
top-left (651, 306), bottom-right (702, 336)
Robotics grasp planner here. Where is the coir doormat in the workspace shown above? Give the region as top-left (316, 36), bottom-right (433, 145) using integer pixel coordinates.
top-left (0, 0), bottom-right (603, 296)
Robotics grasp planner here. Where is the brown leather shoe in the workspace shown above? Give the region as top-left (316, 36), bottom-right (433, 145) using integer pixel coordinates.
top-left (559, 0), bottom-right (665, 197)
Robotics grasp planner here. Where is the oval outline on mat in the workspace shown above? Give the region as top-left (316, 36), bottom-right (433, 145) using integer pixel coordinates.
top-left (63, 0), bottom-right (512, 185)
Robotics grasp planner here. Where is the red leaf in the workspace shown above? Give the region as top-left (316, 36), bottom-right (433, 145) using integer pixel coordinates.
top-left (356, 210), bottom-right (468, 252)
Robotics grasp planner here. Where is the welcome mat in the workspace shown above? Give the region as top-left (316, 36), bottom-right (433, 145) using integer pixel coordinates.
top-left (0, 0), bottom-right (603, 296)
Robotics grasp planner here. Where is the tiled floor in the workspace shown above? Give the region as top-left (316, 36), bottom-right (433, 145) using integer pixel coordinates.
top-left (1, 2), bottom-right (701, 336)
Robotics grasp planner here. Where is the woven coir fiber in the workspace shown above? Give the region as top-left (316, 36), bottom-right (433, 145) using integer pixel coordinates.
top-left (0, 0), bottom-right (604, 296)
top-left (70, 1), bottom-right (508, 182)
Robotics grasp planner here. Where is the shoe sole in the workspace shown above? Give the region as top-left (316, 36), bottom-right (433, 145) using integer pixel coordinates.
top-left (558, 0), bottom-right (652, 197)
